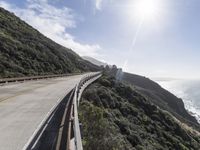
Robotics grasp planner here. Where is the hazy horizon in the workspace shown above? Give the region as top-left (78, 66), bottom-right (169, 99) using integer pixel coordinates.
top-left (1, 0), bottom-right (200, 79)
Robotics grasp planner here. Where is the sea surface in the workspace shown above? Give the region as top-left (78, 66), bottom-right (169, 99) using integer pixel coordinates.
top-left (155, 79), bottom-right (200, 124)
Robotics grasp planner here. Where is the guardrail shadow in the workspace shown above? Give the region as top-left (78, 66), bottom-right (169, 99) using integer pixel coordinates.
top-left (23, 72), bottom-right (102, 150)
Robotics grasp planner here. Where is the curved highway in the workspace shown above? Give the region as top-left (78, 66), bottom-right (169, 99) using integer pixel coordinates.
top-left (0, 74), bottom-right (89, 150)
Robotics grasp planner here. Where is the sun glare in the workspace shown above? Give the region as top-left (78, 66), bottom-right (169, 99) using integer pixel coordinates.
top-left (130, 0), bottom-right (162, 22)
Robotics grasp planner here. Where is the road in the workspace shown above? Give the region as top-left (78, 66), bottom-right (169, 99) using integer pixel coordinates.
top-left (0, 74), bottom-right (87, 150)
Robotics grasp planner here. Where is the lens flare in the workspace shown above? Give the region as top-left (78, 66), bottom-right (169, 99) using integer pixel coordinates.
top-left (128, 0), bottom-right (163, 22)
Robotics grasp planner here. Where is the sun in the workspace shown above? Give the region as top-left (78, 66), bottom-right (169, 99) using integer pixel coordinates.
top-left (136, 0), bottom-right (158, 18)
top-left (130, 0), bottom-right (162, 22)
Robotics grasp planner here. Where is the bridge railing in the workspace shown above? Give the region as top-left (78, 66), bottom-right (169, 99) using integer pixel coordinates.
top-left (22, 72), bottom-right (102, 150)
top-left (0, 73), bottom-right (83, 84)
top-left (72, 72), bottom-right (102, 150)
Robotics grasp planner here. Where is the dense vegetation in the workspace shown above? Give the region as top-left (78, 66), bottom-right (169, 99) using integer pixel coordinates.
top-left (104, 66), bottom-right (199, 128)
top-left (0, 7), bottom-right (99, 78)
top-left (79, 73), bottom-right (200, 150)
top-left (121, 72), bottom-right (199, 126)
top-left (1, 6), bottom-right (199, 149)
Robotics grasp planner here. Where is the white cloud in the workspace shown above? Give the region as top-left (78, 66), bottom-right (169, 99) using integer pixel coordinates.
top-left (0, 0), bottom-right (101, 57)
top-left (95, 0), bottom-right (103, 10)
top-left (0, 1), bottom-right (11, 10)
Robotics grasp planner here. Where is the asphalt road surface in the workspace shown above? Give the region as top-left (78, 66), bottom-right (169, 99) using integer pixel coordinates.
top-left (0, 74), bottom-right (87, 150)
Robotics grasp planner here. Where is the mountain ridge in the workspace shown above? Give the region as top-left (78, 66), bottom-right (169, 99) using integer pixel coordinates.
top-left (0, 7), bottom-right (99, 78)
top-left (79, 73), bottom-right (200, 150)
top-left (104, 67), bottom-right (199, 127)
top-left (121, 72), bottom-right (199, 125)
top-left (82, 56), bottom-right (107, 67)
top-left (1, 6), bottom-right (199, 149)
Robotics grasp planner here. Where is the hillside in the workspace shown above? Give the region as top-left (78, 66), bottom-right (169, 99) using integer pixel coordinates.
top-left (0, 7), bottom-right (99, 78)
top-left (104, 67), bottom-right (199, 127)
top-left (121, 72), bottom-right (199, 126)
top-left (82, 56), bottom-right (107, 67)
top-left (79, 73), bottom-right (200, 150)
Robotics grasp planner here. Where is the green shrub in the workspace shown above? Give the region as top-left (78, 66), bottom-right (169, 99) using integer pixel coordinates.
top-left (79, 75), bottom-right (200, 150)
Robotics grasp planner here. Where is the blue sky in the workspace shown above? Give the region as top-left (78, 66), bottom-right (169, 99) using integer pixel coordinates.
top-left (0, 0), bottom-right (200, 79)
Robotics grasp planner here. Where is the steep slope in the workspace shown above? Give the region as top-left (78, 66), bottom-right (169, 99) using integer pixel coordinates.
top-left (79, 74), bottom-right (200, 150)
top-left (105, 67), bottom-right (198, 126)
top-left (121, 72), bottom-right (199, 126)
top-left (0, 7), bottom-right (99, 78)
top-left (82, 56), bottom-right (107, 67)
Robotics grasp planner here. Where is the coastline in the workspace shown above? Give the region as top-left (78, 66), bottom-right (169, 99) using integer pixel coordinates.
top-left (156, 79), bottom-right (200, 124)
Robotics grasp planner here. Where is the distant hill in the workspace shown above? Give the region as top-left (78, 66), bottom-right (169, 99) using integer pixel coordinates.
top-left (104, 67), bottom-right (199, 127)
top-left (121, 72), bottom-right (199, 125)
top-left (79, 74), bottom-right (200, 150)
top-left (0, 7), bottom-right (100, 78)
top-left (82, 56), bottom-right (107, 67)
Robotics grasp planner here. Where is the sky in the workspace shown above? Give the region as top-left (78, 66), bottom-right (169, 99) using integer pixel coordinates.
top-left (0, 0), bottom-right (200, 79)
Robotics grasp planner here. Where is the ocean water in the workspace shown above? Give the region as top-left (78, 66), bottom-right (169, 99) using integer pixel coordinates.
top-left (155, 79), bottom-right (200, 123)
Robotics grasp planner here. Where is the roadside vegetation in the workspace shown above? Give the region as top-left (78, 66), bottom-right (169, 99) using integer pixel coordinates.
top-left (0, 7), bottom-right (99, 78)
top-left (79, 73), bottom-right (200, 150)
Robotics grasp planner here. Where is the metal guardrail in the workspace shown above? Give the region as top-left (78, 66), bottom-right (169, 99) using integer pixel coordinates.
top-left (22, 72), bottom-right (101, 150)
top-left (0, 73), bottom-right (82, 84)
top-left (23, 90), bottom-right (74, 150)
top-left (72, 72), bottom-right (102, 150)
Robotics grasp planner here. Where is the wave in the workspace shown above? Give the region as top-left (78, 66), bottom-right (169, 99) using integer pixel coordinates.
top-left (156, 79), bottom-right (200, 124)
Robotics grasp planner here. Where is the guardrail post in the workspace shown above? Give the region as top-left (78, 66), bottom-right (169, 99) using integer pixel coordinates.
top-left (72, 72), bottom-right (102, 150)
top-left (20, 72), bottom-right (102, 150)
